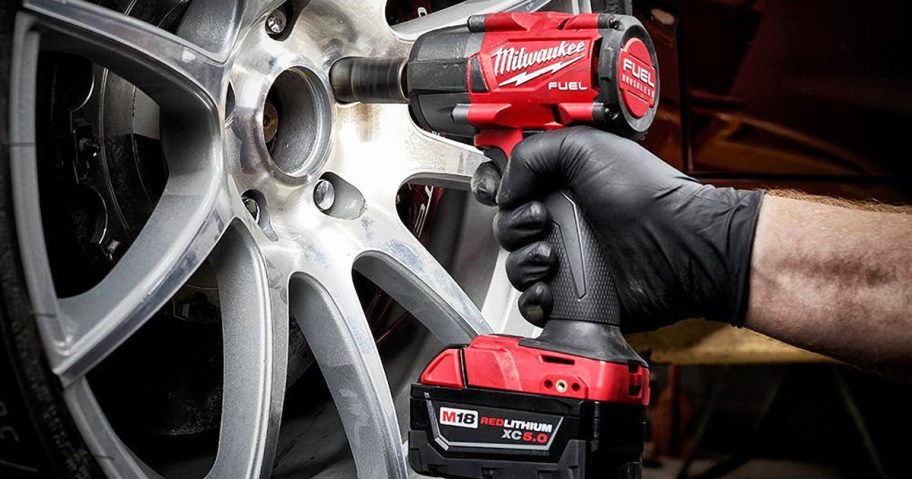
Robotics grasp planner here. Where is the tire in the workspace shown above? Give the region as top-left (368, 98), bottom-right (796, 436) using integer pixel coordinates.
top-left (0, 1), bottom-right (102, 476)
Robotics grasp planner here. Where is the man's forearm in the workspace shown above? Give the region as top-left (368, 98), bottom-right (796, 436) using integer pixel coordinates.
top-left (745, 194), bottom-right (912, 372)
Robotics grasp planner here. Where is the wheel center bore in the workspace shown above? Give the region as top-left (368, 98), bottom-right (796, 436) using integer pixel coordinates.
top-left (261, 67), bottom-right (331, 178)
top-left (229, 8), bottom-right (335, 186)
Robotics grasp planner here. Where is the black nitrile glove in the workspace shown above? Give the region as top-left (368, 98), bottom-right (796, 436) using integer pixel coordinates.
top-left (471, 126), bottom-right (764, 332)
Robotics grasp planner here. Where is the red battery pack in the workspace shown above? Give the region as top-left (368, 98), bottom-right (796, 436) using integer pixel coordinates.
top-left (408, 335), bottom-right (650, 479)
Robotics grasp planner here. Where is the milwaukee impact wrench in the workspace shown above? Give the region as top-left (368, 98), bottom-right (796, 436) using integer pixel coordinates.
top-left (330, 8), bottom-right (659, 478)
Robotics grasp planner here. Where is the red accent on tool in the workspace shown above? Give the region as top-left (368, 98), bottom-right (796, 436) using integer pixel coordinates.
top-left (617, 37), bottom-right (657, 118)
top-left (420, 348), bottom-right (465, 389)
top-left (422, 335), bottom-right (650, 405)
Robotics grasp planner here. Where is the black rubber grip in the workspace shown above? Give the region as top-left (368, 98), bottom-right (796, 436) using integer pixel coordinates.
top-left (544, 191), bottom-right (621, 326)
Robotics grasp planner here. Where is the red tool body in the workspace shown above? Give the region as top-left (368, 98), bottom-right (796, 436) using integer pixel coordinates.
top-left (463, 12), bottom-right (657, 155)
top-left (402, 11), bottom-right (658, 155)
top-left (331, 8), bottom-right (660, 479)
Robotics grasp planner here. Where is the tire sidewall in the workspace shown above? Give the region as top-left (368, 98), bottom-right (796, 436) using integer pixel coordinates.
top-left (0, 3), bottom-right (102, 477)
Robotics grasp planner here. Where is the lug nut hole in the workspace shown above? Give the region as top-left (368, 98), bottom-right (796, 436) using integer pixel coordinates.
top-left (556, 380), bottom-right (568, 393)
top-left (315, 173), bottom-right (365, 220)
top-left (314, 179), bottom-right (335, 211)
top-left (265, 6), bottom-right (289, 38)
top-left (225, 83), bottom-right (236, 125)
top-left (242, 190), bottom-right (278, 241)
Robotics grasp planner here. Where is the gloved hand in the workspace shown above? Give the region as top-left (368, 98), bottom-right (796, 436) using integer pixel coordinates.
top-left (471, 126), bottom-right (764, 332)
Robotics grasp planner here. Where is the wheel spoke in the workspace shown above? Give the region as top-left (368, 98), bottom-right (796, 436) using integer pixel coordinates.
top-left (480, 248), bottom-right (538, 335)
top-left (348, 207), bottom-right (492, 344)
top-left (176, 0), bottom-right (283, 61)
top-left (64, 379), bottom-right (161, 479)
top-left (331, 104), bottom-right (486, 195)
top-left (289, 265), bottom-right (407, 479)
top-left (397, 126), bottom-right (487, 189)
top-left (46, 173), bottom-right (233, 384)
top-left (326, 102), bottom-right (492, 345)
top-left (305, 0), bottom-right (402, 56)
top-left (207, 225), bottom-right (288, 479)
top-left (22, 0), bottom-right (223, 115)
top-left (12, 0), bottom-right (233, 385)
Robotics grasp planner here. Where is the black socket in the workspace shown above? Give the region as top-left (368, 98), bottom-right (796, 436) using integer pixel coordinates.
top-left (330, 57), bottom-right (408, 104)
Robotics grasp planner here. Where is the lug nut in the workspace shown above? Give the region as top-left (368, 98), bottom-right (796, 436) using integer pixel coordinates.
top-left (265, 8), bottom-right (287, 36)
top-left (314, 179), bottom-right (335, 211)
top-left (243, 196), bottom-right (260, 222)
top-left (556, 380), bottom-right (568, 393)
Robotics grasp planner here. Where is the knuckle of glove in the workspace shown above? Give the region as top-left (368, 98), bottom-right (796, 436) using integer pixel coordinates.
top-left (493, 201), bottom-right (550, 251)
top-left (505, 241), bottom-right (556, 290)
top-left (518, 282), bottom-right (553, 328)
top-left (471, 161), bottom-right (501, 206)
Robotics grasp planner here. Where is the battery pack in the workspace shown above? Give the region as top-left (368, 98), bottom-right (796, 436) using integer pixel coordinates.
top-left (408, 335), bottom-right (650, 479)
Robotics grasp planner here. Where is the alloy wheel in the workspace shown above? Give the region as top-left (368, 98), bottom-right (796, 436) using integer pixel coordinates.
top-left (8, 0), bottom-right (589, 477)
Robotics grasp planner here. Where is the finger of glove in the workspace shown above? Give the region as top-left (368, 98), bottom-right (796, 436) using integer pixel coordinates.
top-left (518, 282), bottom-right (553, 329)
top-left (493, 201), bottom-right (550, 251)
top-left (496, 128), bottom-right (585, 209)
top-left (505, 241), bottom-right (556, 290)
top-left (471, 161), bottom-right (502, 206)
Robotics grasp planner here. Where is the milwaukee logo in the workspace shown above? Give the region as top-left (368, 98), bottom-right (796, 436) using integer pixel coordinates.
top-left (499, 56), bottom-right (583, 87)
top-left (491, 41), bottom-right (587, 86)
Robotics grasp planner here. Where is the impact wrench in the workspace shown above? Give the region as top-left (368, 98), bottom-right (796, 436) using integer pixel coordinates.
top-left (330, 9), bottom-right (660, 479)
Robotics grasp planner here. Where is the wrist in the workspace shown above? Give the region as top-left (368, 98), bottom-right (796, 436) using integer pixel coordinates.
top-left (728, 189), bottom-right (765, 326)
top-left (687, 187), bottom-right (764, 325)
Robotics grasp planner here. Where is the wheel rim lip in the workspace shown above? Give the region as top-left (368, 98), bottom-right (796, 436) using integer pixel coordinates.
top-left (8, 0), bottom-right (578, 476)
